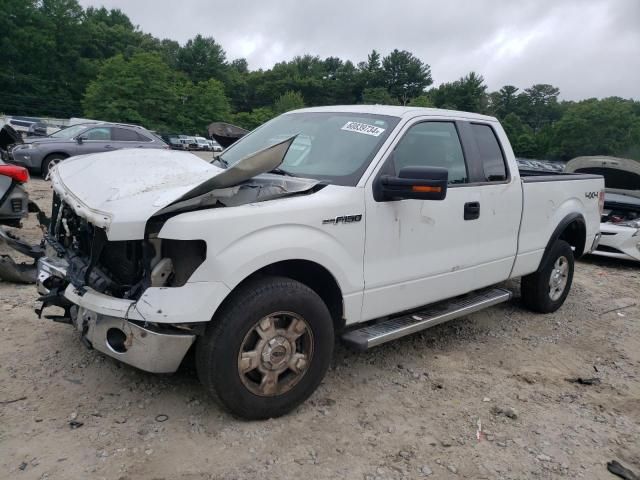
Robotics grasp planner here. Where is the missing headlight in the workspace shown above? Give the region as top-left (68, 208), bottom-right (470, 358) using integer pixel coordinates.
top-left (160, 239), bottom-right (207, 287)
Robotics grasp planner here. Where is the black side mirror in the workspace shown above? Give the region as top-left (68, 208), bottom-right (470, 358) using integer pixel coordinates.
top-left (76, 136), bottom-right (84, 144)
top-left (374, 166), bottom-right (448, 201)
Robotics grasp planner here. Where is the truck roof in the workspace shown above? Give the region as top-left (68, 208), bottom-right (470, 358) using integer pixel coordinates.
top-left (291, 105), bottom-right (498, 122)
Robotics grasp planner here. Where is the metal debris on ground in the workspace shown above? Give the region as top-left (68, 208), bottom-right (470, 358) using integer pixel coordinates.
top-left (69, 420), bottom-right (84, 429)
top-left (607, 460), bottom-right (639, 480)
top-left (565, 377), bottom-right (601, 386)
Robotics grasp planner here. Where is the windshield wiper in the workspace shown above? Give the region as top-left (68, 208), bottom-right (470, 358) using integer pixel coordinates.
top-left (268, 167), bottom-right (296, 177)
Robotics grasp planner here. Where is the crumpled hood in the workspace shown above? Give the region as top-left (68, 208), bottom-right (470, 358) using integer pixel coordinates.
top-left (50, 136), bottom-right (314, 240)
top-left (51, 149), bottom-right (222, 239)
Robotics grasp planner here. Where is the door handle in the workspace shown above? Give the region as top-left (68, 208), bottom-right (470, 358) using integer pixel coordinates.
top-left (464, 201), bottom-right (480, 220)
top-left (104, 144), bottom-right (114, 149)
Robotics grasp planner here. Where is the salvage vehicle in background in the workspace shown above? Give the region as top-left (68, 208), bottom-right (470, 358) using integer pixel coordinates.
top-left (0, 160), bottom-right (29, 227)
top-left (36, 106), bottom-right (603, 420)
top-left (178, 135), bottom-right (198, 150)
top-left (566, 156), bottom-right (640, 262)
top-left (195, 136), bottom-right (211, 151)
top-left (160, 133), bottom-right (188, 150)
top-left (0, 124), bottom-right (22, 161)
top-left (208, 139), bottom-right (223, 152)
top-left (8, 122), bottom-right (168, 176)
top-left (0, 158), bottom-right (47, 283)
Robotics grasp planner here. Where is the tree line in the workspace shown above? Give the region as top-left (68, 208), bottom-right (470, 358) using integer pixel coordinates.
top-left (1, 0), bottom-right (639, 161)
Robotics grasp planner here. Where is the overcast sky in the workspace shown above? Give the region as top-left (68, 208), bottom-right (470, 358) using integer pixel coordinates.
top-left (78, 0), bottom-right (639, 100)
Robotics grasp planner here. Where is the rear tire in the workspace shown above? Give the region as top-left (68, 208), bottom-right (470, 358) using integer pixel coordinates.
top-left (521, 240), bottom-right (574, 313)
top-left (42, 154), bottom-right (67, 178)
top-left (196, 276), bottom-right (334, 420)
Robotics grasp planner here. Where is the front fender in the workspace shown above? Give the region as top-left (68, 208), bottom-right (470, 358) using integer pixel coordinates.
top-left (156, 190), bottom-right (366, 322)
top-left (199, 223), bottom-right (361, 294)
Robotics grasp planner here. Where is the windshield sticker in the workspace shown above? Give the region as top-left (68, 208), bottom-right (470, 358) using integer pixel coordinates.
top-left (341, 121), bottom-right (385, 137)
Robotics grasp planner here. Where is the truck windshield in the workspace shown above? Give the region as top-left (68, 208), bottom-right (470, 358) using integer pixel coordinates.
top-left (219, 112), bottom-right (400, 186)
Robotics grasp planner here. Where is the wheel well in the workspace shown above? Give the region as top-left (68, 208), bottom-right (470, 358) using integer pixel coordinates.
top-left (42, 152), bottom-right (69, 169)
top-left (233, 260), bottom-right (345, 332)
top-left (557, 218), bottom-right (587, 257)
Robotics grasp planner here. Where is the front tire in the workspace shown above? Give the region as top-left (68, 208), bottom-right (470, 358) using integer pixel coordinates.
top-left (196, 276), bottom-right (334, 420)
top-left (42, 154), bottom-right (67, 178)
top-left (521, 239), bottom-right (574, 313)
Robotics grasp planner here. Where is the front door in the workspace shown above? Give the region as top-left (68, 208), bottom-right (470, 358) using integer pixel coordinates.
top-left (361, 119), bottom-right (521, 321)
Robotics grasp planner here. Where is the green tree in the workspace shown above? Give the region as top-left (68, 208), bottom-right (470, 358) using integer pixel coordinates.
top-left (231, 107), bottom-right (275, 130)
top-left (82, 53), bottom-right (188, 131)
top-left (358, 49), bottom-right (384, 89)
top-left (362, 87), bottom-right (398, 105)
top-left (551, 97), bottom-right (640, 160)
top-left (501, 113), bottom-right (539, 157)
top-left (177, 79), bottom-right (230, 133)
top-left (273, 90), bottom-right (305, 114)
top-left (520, 84), bottom-right (561, 132)
top-left (176, 34), bottom-right (227, 83)
top-left (430, 72), bottom-right (487, 113)
top-left (381, 49), bottom-right (432, 104)
top-left (488, 85), bottom-right (520, 119)
top-left (408, 95), bottom-right (433, 107)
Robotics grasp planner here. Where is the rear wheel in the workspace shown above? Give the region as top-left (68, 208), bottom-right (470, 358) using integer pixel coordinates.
top-left (196, 276), bottom-right (334, 420)
top-left (42, 154), bottom-right (67, 178)
top-left (521, 239), bottom-right (574, 313)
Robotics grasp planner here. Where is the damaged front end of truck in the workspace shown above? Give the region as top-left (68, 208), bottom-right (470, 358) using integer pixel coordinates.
top-left (36, 136), bottom-right (322, 372)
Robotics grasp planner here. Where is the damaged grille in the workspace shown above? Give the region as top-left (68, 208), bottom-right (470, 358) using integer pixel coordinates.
top-left (49, 192), bottom-right (149, 298)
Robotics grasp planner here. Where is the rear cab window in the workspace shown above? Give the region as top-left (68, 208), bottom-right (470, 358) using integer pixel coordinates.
top-left (470, 123), bottom-right (508, 182)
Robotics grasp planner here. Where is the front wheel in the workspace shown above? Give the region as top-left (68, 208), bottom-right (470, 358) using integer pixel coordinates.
top-left (196, 276), bottom-right (334, 420)
top-left (42, 154), bottom-right (67, 178)
top-left (521, 239), bottom-right (574, 313)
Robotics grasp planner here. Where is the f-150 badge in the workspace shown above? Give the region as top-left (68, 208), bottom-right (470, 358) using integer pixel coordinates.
top-left (322, 215), bottom-right (362, 225)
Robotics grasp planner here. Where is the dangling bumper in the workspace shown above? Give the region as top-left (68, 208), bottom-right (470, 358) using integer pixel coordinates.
top-left (36, 256), bottom-right (196, 373)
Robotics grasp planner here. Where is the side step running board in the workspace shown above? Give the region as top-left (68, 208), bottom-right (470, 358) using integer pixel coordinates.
top-left (342, 287), bottom-right (512, 351)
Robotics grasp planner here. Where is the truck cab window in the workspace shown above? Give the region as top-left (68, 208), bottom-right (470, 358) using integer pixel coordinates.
top-left (393, 122), bottom-right (468, 184)
top-left (471, 124), bottom-right (507, 182)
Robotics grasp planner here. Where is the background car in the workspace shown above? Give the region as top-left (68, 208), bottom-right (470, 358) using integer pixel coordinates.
top-left (160, 133), bottom-right (188, 150)
top-left (195, 136), bottom-right (211, 151)
top-left (178, 135), bottom-right (198, 150)
top-left (208, 139), bottom-right (223, 152)
top-left (8, 122), bottom-right (168, 176)
top-left (566, 156), bottom-right (640, 262)
top-left (0, 160), bottom-right (29, 227)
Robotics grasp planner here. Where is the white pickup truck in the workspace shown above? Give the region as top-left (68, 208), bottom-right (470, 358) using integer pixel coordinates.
top-left (37, 106), bottom-right (604, 419)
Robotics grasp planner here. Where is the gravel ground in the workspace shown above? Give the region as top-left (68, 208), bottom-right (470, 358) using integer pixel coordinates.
top-left (1, 177), bottom-right (639, 480)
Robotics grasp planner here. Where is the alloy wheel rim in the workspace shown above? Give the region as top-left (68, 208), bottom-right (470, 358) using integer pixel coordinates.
top-left (237, 311), bottom-right (313, 397)
top-left (548, 256), bottom-right (569, 301)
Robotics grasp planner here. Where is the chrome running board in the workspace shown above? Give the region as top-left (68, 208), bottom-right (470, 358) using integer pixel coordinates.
top-left (342, 287), bottom-right (512, 350)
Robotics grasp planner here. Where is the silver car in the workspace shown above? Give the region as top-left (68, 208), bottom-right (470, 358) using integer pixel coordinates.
top-left (9, 122), bottom-right (168, 176)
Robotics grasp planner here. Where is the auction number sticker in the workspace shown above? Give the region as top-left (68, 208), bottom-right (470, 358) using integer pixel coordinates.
top-left (341, 121), bottom-right (385, 136)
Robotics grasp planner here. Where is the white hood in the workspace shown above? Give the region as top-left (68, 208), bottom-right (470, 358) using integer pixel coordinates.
top-left (51, 149), bottom-right (222, 240)
top-left (50, 137), bottom-right (302, 240)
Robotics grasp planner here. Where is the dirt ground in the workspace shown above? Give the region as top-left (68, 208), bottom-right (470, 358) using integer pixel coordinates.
top-left (1, 178), bottom-right (639, 480)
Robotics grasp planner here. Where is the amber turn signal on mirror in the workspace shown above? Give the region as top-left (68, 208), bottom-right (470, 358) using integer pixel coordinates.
top-left (411, 185), bottom-right (442, 193)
